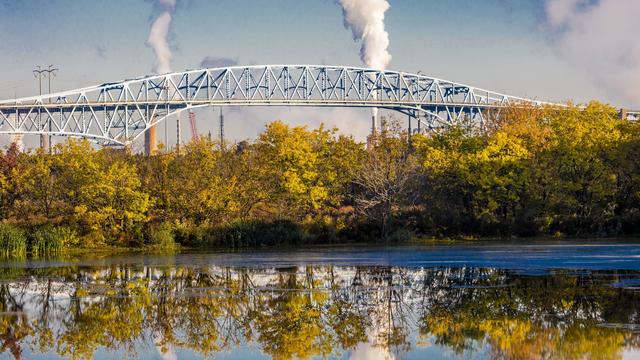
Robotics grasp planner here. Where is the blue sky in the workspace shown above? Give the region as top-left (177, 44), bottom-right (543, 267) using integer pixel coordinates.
top-left (0, 0), bottom-right (625, 143)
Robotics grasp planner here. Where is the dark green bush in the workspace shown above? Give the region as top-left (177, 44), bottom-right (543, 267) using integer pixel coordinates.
top-left (205, 219), bottom-right (305, 248)
top-left (303, 217), bottom-right (339, 244)
top-left (0, 223), bottom-right (27, 257)
top-left (388, 228), bottom-right (413, 243)
top-left (144, 222), bottom-right (177, 250)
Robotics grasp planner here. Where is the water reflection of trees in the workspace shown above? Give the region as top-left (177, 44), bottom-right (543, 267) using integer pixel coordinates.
top-left (0, 266), bottom-right (638, 359)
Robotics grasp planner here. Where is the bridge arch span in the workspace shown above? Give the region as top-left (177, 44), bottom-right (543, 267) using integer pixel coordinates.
top-left (0, 65), bottom-right (552, 146)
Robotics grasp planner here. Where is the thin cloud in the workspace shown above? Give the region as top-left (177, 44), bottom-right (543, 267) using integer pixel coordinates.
top-left (199, 56), bottom-right (239, 69)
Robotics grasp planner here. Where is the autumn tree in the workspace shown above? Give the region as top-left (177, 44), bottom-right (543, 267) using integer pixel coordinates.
top-left (542, 102), bottom-right (622, 234)
top-left (12, 149), bottom-right (60, 221)
top-left (0, 143), bottom-right (21, 219)
top-left (414, 126), bottom-right (484, 235)
top-left (256, 121), bottom-right (363, 219)
top-left (354, 118), bottom-right (420, 239)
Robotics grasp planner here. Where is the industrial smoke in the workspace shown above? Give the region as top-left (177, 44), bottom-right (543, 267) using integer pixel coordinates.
top-left (145, 0), bottom-right (178, 155)
top-left (338, 0), bottom-right (392, 131)
top-left (338, 0), bottom-right (392, 71)
top-left (147, 0), bottom-right (177, 74)
top-left (544, 0), bottom-right (640, 106)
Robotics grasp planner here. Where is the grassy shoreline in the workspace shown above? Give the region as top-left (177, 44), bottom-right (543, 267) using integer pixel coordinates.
top-left (3, 229), bottom-right (640, 261)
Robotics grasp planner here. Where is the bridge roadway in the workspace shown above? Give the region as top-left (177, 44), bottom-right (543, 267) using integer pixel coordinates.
top-left (0, 65), bottom-right (633, 146)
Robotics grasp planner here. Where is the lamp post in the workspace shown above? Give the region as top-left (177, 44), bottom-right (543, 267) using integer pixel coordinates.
top-left (33, 65), bottom-right (58, 152)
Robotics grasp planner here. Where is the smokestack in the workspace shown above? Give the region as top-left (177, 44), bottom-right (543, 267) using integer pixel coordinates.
top-left (371, 114), bottom-right (377, 136)
top-left (40, 134), bottom-right (50, 153)
top-left (366, 114), bottom-right (378, 150)
top-left (145, 123), bottom-right (157, 155)
top-left (370, 107), bottom-right (380, 137)
top-left (219, 108), bottom-right (225, 149)
top-left (145, 124), bottom-right (157, 155)
top-left (176, 112), bottom-right (181, 155)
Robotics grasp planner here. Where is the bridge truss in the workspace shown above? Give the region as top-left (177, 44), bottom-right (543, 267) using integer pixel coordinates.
top-left (0, 65), bottom-right (557, 146)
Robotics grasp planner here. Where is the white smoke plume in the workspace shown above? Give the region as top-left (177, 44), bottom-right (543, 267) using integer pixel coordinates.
top-left (543, 0), bottom-right (640, 106)
top-left (147, 0), bottom-right (177, 74)
top-left (158, 0), bottom-right (176, 8)
top-left (339, 0), bottom-right (392, 127)
top-left (338, 0), bottom-right (392, 71)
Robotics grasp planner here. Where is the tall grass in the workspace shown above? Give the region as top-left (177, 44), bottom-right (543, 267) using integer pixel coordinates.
top-left (28, 226), bottom-right (73, 257)
top-left (0, 223), bottom-right (27, 258)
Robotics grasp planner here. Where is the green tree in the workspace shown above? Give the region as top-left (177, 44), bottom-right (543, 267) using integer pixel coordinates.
top-left (543, 102), bottom-right (622, 234)
top-left (256, 121), bottom-right (362, 219)
top-left (414, 126), bottom-right (484, 235)
top-left (463, 131), bottom-right (531, 233)
top-left (0, 144), bottom-right (21, 219)
top-left (12, 149), bottom-right (60, 221)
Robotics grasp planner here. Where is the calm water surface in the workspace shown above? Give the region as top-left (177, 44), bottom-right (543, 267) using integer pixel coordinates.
top-left (1, 241), bottom-right (640, 359)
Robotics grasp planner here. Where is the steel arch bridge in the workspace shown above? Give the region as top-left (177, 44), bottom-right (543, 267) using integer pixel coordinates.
top-left (0, 65), bottom-right (556, 146)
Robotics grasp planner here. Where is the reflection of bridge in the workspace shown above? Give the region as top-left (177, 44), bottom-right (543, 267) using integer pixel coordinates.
top-left (0, 65), bottom-right (629, 147)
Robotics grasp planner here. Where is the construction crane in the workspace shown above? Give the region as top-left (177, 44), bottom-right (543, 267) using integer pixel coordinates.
top-left (188, 110), bottom-right (198, 140)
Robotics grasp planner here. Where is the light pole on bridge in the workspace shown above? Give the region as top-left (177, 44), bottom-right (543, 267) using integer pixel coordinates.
top-left (33, 65), bottom-right (59, 152)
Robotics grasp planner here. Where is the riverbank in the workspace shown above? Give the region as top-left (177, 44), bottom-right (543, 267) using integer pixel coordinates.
top-left (3, 103), bottom-right (640, 255)
top-left (4, 218), bottom-right (640, 260)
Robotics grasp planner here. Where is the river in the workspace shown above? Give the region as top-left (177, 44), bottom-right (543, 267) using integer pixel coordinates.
top-left (0, 241), bottom-right (639, 359)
